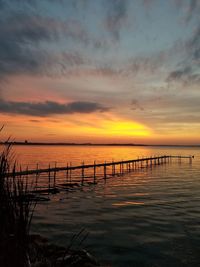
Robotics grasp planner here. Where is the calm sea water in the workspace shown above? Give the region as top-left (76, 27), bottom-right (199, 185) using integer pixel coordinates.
top-left (13, 145), bottom-right (200, 267)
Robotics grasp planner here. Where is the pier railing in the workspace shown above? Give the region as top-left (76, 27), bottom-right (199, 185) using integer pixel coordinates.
top-left (6, 155), bottom-right (194, 194)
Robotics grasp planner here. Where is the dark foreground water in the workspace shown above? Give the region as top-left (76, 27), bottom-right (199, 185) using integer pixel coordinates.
top-left (13, 145), bottom-right (200, 266)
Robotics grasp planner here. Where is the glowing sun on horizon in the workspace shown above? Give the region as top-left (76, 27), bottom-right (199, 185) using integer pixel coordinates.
top-left (66, 117), bottom-right (152, 138)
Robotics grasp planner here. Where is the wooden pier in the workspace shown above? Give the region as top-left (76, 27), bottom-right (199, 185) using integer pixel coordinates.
top-left (7, 155), bottom-right (194, 194)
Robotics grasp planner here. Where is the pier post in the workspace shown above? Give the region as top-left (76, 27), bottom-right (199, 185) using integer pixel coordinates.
top-left (113, 163), bottom-right (116, 176)
top-left (69, 162), bottom-right (72, 183)
top-left (66, 163), bottom-right (69, 182)
top-left (48, 164), bottom-right (51, 191)
top-left (53, 162), bottom-right (57, 189)
top-left (104, 161), bottom-right (107, 179)
top-left (94, 161), bottom-right (96, 183)
top-left (112, 161), bottom-right (115, 176)
top-left (82, 161), bottom-right (84, 185)
top-left (128, 162), bottom-right (131, 171)
top-left (36, 163), bottom-right (39, 188)
top-left (26, 166), bottom-right (29, 189)
top-left (19, 165), bottom-right (22, 179)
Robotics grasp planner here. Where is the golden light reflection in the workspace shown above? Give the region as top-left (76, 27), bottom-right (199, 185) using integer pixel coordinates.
top-left (112, 201), bottom-right (145, 206)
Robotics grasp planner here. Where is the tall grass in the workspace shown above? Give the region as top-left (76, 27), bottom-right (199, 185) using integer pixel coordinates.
top-left (0, 142), bottom-right (36, 267)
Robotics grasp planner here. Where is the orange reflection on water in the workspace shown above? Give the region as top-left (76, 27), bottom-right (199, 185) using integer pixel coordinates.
top-left (112, 201), bottom-right (145, 206)
top-left (12, 145), bottom-right (154, 167)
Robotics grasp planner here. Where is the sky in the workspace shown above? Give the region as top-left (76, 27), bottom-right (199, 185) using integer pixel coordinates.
top-left (0, 0), bottom-right (200, 145)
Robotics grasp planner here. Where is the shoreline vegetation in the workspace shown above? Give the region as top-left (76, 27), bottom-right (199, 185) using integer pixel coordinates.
top-left (1, 141), bottom-right (200, 147)
top-left (0, 142), bottom-right (102, 267)
top-left (0, 143), bottom-right (35, 266)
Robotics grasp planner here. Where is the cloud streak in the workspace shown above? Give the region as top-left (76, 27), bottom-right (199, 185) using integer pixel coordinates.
top-left (0, 100), bottom-right (109, 116)
top-left (166, 21), bottom-right (200, 86)
top-left (0, 9), bottom-right (91, 78)
top-left (104, 0), bottom-right (129, 41)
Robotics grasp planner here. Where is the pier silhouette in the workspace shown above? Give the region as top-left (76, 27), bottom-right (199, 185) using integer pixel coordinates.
top-left (6, 155), bottom-right (194, 195)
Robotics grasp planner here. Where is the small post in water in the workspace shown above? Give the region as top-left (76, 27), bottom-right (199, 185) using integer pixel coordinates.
top-left (48, 163), bottom-right (51, 191)
top-left (104, 161), bottom-right (107, 179)
top-left (94, 161), bottom-right (96, 183)
top-left (53, 162), bottom-right (57, 189)
top-left (82, 161), bottom-right (84, 185)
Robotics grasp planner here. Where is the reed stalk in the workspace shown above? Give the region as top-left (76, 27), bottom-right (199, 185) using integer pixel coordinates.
top-left (0, 142), bottom-right (36, 267)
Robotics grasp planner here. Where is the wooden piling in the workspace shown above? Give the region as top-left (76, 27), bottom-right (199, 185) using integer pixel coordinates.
top-left (94, 161), bottom-right (96, 183)
top-left (36, 163), bottom-right (39, 188)
top-left (104, 161), bottom-right (107, 179)
top-left (48, 164), bottom-right (51, 191)
top-left (53, 162), bottom-right (57, 188)
top-left (112, 160), bottom-right (115, 176)
top-left (66, 163), bottom-right (69, 182)
top-left (69, 162), bottom-right (72, 183)
top-left (82, 161), bottom-right (84, 185)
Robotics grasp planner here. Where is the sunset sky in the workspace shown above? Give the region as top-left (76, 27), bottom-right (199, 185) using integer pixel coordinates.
top-left (0, 0), bottom-right (200, 145)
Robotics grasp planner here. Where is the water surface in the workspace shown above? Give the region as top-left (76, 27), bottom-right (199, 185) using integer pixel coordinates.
top-left (12, 145), bottom-right (200, 266)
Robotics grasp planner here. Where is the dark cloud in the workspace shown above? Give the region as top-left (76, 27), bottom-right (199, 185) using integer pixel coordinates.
top-left (185, 0), bottom-right (200, 23)
top-left (166, 21), bottom-right (200, 85)
top-left (167, 66), bottom-right (191, 81)
top-left (0, 100), bottom-right (109, 116)
top-left (104, 0), bottom-right (129, 41)
top-left (0, 13), bottom-right (51, 77)
top-left (1, 14), bottom-right (59, 42)
top-left (174, 0), bottom-right (200, 23)
top-left (131, 99), bottom-right (144, 111)
top-left (167, 66), bottom-right (200, 85)
top-left (123, 49), bottom-right (171, 77)
top-left (0, 5), bottom-right (90, 78)
top-left (187, 23), bottom-right (200, 62)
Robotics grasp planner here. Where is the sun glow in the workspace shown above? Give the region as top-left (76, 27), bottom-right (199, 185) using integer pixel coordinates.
top-left (61, 116), bottom-right (152, 138)
top-left (102, 120), bottom-right (151, 137)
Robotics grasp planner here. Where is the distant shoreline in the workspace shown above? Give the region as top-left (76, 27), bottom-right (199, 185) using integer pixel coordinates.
top-left (1, 142), bottom-right (200, 147)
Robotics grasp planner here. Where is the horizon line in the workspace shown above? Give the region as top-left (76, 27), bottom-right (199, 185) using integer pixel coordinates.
top-left (1, 141), bottom-right (200, 147)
